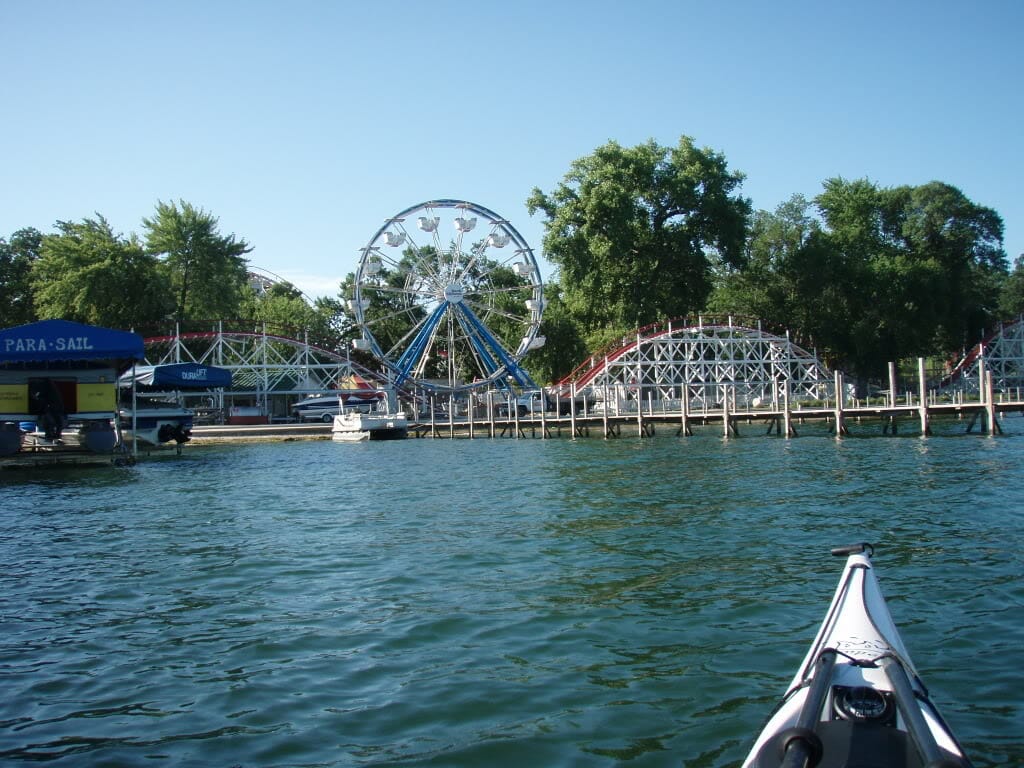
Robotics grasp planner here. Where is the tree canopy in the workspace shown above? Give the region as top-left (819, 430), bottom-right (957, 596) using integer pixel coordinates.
top-left (999, 255), bottom-right (1024, 318)
top-left (710, 179), bottom-right (1007, 383)
top-left (0, 228), bottom-right (42, 328)
top-left (142, 200), bottom-right (252, 324)
top-left (527, 137), bottom-right (750, 346)
top-left (238, 281), bottom-right (347, 350)
top-left (30, 216), bottom-right (175, 329)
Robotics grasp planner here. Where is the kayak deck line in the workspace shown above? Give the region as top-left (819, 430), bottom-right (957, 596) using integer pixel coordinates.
top-left (743, 544), bottom-right (972, 768)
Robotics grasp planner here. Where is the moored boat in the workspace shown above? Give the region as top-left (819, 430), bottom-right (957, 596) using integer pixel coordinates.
top-left (119, 398), bottom-right (194, 447)
top-left (118, 363), bottom-right (232, 448)
top-left (743, 543), bottom-right (971, 768)
top-left (293, 390), bottom-right (385, 422)
top-left (331, 408), bottom-right (408, 442)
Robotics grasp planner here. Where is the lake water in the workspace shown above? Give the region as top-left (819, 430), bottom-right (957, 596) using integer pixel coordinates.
top-left (1, 428), bottom-right (1022, 767)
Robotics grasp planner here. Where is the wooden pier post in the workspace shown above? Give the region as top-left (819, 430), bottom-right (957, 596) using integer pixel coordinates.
top-left (979, 352), bottom-right (986, 408)
top-left (602, 360), bottom-right (611, 439)
top-left (985, 369), bottom-right (1000, 435)
top-left (569, 382), bottom-right (577, 438)
top-left (722, 386), bottom-right (737, 437)
top-left (679, 388), bottom-right (692, 436)
top-left (540, 387), bottom-right (547, 439)
top-left (834, 370), bottom-right (848, 437)
top-left (636, 386), bottom-right (644, 437)
top-left (888, 361), bottom-right (897, 408)
top-left (783, 381), bottom-right (794, 438)
top-left (917, 357), bottom-right (931, 436)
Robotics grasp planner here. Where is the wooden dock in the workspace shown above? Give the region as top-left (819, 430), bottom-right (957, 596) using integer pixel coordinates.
top-left (405, 399), bottom-right (1023, 440)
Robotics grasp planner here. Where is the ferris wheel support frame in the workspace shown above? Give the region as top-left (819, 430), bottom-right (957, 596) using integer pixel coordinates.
top-left (352, 199), bottom-right (544, 393)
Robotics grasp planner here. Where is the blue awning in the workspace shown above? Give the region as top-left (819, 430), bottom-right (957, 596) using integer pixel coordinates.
top-left (0, 319), bottom-right (145, 363)
top-left (119, 363), bottom-right (233, 389)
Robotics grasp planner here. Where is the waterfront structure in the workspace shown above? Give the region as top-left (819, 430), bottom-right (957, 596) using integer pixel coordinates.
top-left (142, 324), bottom-right (386, 423)
top-left (141, 316), bottom-right (1024, 438)
top-left (555, 316), bottom-right (832, 412)
top-left (0, 319), bottom-right (145, 465)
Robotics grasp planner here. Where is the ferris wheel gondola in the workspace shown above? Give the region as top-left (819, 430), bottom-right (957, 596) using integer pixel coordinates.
top-left (351, 200), bottom-right (545, 393)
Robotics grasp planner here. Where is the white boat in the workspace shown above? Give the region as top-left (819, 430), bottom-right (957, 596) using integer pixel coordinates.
top-left (743, 543), bottom-right (971, 768)
top-left (331, 409), bottom-right (408, 442)
top-left (118, 398), bottom-right (193, 447)
top-left (293, 391), bottom-right (384, 422)
top-left (117, 363), bottom-right (231, 448)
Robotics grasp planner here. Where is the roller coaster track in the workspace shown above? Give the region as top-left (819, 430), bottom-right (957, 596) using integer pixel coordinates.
top-left (943, 317), bottom-right (1024, 392)
top-left (554, 316), bottom-right (832, 408)
top-left (142, 328), bottom-right (390, 395)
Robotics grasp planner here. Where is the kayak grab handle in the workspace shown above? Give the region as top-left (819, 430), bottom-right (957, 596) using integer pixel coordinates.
top-left (830, 543), bottom-right (874, 557)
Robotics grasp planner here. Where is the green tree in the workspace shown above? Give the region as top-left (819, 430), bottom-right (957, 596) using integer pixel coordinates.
top-left (239, 281), bottom-right (348, 350)
top-left (998, 254), bottom-right (1024, 319)
top-left (142, 200), bottom-right (252, 325)
top-left (709, 195), bottom-right (818, 324)
top-left (31, 216), bottom-right (174, 328)
top-left (527, 136), bottom-right (750, 345)
top-left (816, 178), bottom-right (1006, 378)
top-left (310, 294), bottom-right (352, 351)
top-left (895, 181), bottom-right (1006, 350)
top-left (0, 227), bottom-right (43, 327)
top-left (524, 288), bottom-right (587, 385)
top-left (712, 180), bottom-right (1007, 384)
top-left (709, 195), bottom-right (861, 365)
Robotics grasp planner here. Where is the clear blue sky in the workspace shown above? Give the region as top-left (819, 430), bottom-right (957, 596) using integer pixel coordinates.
top-left (3, 1), bottom-right (1022, 300)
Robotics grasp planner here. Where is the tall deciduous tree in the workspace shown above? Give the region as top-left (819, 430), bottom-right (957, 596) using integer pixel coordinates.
top-left (31, 216), bottom-right (174, 328)
top-left (711, 180), bottom-right (1007, 384)
top-left (709, 194), bottom-right (862, 364)
top-left (998, 254), bottom-right (1024, 319)
top-left (816, 178), bottom-right (1006, 376)
top-left (239, 281), bottom-right (348, 351)
top-left (143, 200), bottom-right (252, 325)
top-left (0, 228), bottom-right (43, 327)
top-left (894, 180), bottom-right (1006, 350)
top-left (527, 137), bottom-right (750, 345)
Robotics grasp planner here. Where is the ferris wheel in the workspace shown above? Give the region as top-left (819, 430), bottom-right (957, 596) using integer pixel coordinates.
top-left (350, 199), bottom-right (545, 393)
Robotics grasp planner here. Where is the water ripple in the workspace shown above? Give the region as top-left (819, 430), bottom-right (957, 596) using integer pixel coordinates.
top-left (1, 436), bottom-right (1021, 766)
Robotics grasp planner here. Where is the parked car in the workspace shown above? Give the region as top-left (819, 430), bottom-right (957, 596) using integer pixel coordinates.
top-left (515, 390), bottom-right (554, 416)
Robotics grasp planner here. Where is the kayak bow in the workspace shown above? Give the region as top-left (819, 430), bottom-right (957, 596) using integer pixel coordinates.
top-left (743, 544), bottom-right (972, 768)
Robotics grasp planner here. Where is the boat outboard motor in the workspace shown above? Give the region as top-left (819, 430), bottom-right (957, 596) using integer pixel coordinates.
top-left (31, 378), bottom-right (66, 441)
